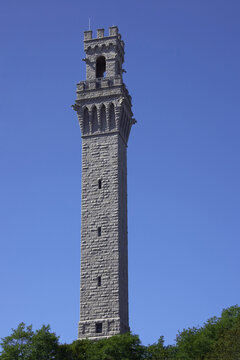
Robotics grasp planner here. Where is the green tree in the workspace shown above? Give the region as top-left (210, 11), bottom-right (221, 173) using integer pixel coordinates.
top-left (31, 325), bottom-right (59, 360)
top-left (146, 336), bottom-right (167, 359)
top-left (0, 323), bottom-right (33, 360)
top-left (175, 305), bottom-right (240, 360)
top-left (0, 323), bottom-right (59, 360)
top-left (205, 315), bottom-right (240, 360)
top-left (165, 344), bottom-right (177, 360)
top-left (86, 333), bottom-right (145, 360)
top-left (57, 339), bottom-right (94, 360)
top-left (57, 333), bottom-right (146, 360)
top-left (175, 326), bottom-right (209, 360)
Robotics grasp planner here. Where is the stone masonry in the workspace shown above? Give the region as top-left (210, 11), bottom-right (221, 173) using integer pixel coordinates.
top-left (73, 26), bottom-right (136, 340)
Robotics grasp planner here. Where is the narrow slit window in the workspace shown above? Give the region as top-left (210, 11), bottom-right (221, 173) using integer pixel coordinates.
top-left (98, 227), bottom-right (101, 237)
top-left (97, 276), bottom-right (101, 286)
top-left (96, 322), bottom-right (102, 333)
top-left (98, 179), bottom-right (102, 189)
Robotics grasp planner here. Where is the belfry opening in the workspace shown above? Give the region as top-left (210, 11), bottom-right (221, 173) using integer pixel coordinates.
top-left (96, 56), bottom-right (106, 78)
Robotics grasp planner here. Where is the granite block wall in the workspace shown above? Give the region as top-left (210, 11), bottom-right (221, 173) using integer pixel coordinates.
top-left (78, 133), bottom-right (128, 339)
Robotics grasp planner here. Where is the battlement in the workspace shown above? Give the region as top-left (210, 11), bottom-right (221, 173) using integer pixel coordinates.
top-left (83, 26), bottom-right (125, 63)
top-left (76, 76), bottom-right (132, 112)
top-left (84, 26), bottom-right (120, 41)
top-left (77, 75), bottom-right (123, 91)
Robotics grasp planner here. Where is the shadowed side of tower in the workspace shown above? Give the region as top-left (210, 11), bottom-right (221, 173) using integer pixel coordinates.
top-left (73, 26), bottom-right (136, 340)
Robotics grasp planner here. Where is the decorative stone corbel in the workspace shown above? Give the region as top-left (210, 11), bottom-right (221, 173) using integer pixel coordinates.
top-left (71, 103), bottom-right (80, 112)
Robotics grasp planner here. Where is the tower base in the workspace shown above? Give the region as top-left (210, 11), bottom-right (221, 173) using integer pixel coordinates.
top-left (78, 317), bottom-right (129, 340)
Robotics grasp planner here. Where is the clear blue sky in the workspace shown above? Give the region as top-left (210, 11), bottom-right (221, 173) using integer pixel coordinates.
top-left (1, 0), bottom-right (240, 346)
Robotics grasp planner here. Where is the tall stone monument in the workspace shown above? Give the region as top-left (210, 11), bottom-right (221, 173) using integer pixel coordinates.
top-left (73, 26), bottom-right (135, 340)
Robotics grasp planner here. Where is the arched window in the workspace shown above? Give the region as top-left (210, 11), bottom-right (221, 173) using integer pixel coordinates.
top-left (100, 105), bottom-right (106, 131)
top-left (109, 103), bottom-right (116, 130)
top-left (92, 106), bottom-right (98, 133)
top-left (96, 56), bottom-right (106, 78)
top-left (83, 108), bottom-right (89, 135)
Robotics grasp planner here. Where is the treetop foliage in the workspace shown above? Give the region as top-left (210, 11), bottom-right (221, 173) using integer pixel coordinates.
top-left (1, 305), bottom-right (240, 360)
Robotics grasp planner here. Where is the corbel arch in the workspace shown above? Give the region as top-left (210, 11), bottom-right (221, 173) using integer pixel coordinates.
top-left (82, 107), bottom-right (90, 135)
top-left (109, 103), bottom-right (116, 131)
top-left (91, 105), bottom-right (98, 133)
top-left (100, 104), bottom-right (107, 131)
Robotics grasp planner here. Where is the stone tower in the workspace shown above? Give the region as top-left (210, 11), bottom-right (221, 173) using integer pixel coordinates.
top-left (73, 26), bottom-right (135, 340)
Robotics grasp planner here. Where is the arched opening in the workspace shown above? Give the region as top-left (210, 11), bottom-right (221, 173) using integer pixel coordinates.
top-left (92, 106), bottom-right (98, 133)
top-left (100, 105), bottom-right (106, 131)
top-left (109, 103), bottom-right (116, 130)
top-left (83, 108), bottom-right (89, 135)
top-left (96, 56), bottom-right (106, 78)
